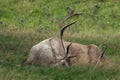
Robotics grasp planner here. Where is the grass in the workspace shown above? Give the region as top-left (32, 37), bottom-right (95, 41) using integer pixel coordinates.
top-left (0, 27), bottom-right (119, 80)
top-left (0, 0), bottom-right (120, 80)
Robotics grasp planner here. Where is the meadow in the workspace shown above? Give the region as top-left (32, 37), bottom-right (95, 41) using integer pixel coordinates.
top-left (0, 0), bottom-right (120, 80)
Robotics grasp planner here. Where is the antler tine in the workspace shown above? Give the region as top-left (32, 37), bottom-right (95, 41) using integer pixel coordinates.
top-left (60, 20), bottom-right (77, 56)
top-left (66, 43), bottom-right (72, 56)
top-left (100, 45), bottom-right (108, 58)
top-left (60, 10), bottom-right (83, 28)
top-left (61, 42), bottom-right (72, 60)
top-left (93, 45), bottom-right (108, 69)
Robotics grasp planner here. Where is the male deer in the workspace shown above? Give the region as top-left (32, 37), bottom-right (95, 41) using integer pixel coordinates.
top-left (22, 10), bottom-right (107, 67)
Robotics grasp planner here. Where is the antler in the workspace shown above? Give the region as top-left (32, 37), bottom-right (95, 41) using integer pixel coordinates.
top-left (60, 9), bottom-right (83, 28)
top-left (60, 21), bottom-right (77, 56)
top-left (93, 45), bottom-right (107, 69)
top-left (61, 42), bottom-right (72, 60)
top-left (100, 45), bottom-right (107, 58)
top-left (60, 9), bottom-right (82, 60)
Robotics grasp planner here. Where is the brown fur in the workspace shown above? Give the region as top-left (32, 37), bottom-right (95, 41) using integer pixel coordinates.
top-left (66, 43), bottom-right (106, 66)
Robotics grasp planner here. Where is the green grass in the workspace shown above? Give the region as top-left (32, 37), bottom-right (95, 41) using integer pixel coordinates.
top-left (0, 0), bottom-right (120, 80)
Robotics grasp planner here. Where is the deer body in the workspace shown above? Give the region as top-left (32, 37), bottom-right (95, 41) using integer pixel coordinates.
top-left (24, 37), bottom-right (106, 66)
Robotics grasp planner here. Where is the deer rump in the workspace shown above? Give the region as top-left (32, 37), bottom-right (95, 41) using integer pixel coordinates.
top-left (24, 37), bottom-right (106, 67)
top-left (24, 37), bottom-right (65, 66)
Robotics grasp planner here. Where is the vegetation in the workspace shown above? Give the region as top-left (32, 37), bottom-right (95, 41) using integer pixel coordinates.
top-left (0, 0), bottom-right (120, 80)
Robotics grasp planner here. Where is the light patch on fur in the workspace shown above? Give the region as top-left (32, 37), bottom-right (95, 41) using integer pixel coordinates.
top-left (33, 38), bottom-right (51, 50)
top-left (50, 39), bottom-right (59, 53)
top-left (50, 38), bottom-right (63, 58)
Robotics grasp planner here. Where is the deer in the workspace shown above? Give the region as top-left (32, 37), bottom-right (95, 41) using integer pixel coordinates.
top-left (21, 10), bottom-right (107, 67)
